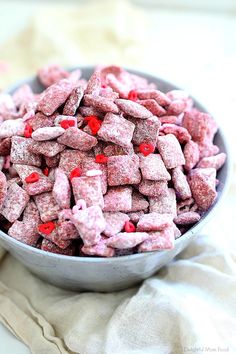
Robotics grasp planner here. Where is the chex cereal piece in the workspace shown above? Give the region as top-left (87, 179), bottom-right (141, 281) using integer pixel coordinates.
top-left (136, 89), bottom-right (171, 106)
top-left (34, 192), bottom-right (60, 222)
top-left (37, 79), bottom-right (74, 116)
top-left (138, 99), bottom-right (166, 117)
top-left (57, 221), bottom-right (79, 240)
top-left (103, 144), bottom-right (134, 157)
top-left (99, 86), bottom-right (119, 100)
top-left (166, 99), bottom-right (186, 115)
top-left (59, 150), bottom-right (86, 176)
top-left (106, 73), bottom-right (129, 98)
top-left (172, 167), bottom-right (192, 200)
top-left (182, 110), bottom-right (217, 143)
top-left (115, 98), bottom-right (152, 119)
top-left (83, 94), bottom-right (119, 113)
top-left (0, 94), bottom-right (16, 120)
top-left (188, 168), bottom-right (217, 210)
top-left (103, 212), bottom-right (129, 237)
top-left (63, 85), bottom-right (84, 115)
top-left (53, 168), bottom-right (71, 209)
top-left (137, 212), bottom-right (172, 232)
top-left (138, 227), bottom-right (175, 252)
top-left (197, 153), bottom-right (226, 170)
top-left (28, 140), bottom-right (65, 157)
top-left (127, 211), bottom-right (144, 223)
top-left (103, 186), bottom-right (132, 212)
top-left (39, 227), bottom-right (71, 250)
top-left (82, 237), bottom-right (115, 257)
top-left (23, 200), bottom-right (41, 224)
top-left (131, 190), bottom-right (149, 212)
top-left (159, 115), bottom-right (178, 124)
top-left (183, 140), bottom-right (200, 171)
top-left (139, 153), bottom-right (171, 181)
top-left (14, 164), bottom-right (53, 195)
top-left (0, 171), bottom-right (7, 209)
top-left (10, 137), bottom-right (41, 166)
top-left (37, 64), bottom-right (69, 87)
top-left (82, 157), bottom-right (108, 194)
top-left (149, 188), bottom-right (177, 215)
top-left (107, 154), bottom-right (141, 186)
top-left (132, 116), bottom-right (160, 146)
top-left (79, 106), bottom-right (104, 119)
top-left (98, 113), bottom-right (135, 148)
top-left (32, 127), bottom-right (65, 141)
top-left (45, 154), bottom-right (60, 168)
top-left (29, 112), bottom-right (57, 130)
top-left (138, 179), bottom-right (168, 197)
top-left (156, 134), bottom-right (185, 169)
top-left (12, 84), bottom-right (34, 108)
top-left (197, 141), bottom-right (219, 159)
top-left (106, 232), bottom-right (149, 249)
top-left (0, 138), bottom-right (11, 156)
top-left (41, 239), bottom-right (75, 256)
top-left (8, 220), bottom-right (40, 246)
top-left (0, 118), bottom-right (25, 139)
top-left (57, 127), bottom-right (97, 151)
top-left (160, 124), bottom-right (191, 144)
top-left (85, 70), bottom-right (101, 95)
top-left (174, 211), bottom-right (200, 225)
top-left (1, 182), bottom-right (29, 222)
top-left (72, 175), bottom-right (104, 208)
top-left (177, 197), bottom-right (195, 214)
top-left (71, 205), bottom-right (105, 246)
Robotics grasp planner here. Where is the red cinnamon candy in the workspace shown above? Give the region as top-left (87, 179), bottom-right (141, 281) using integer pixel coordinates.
top-left (38, 221), bottom-right (56, 235)
top-left (25, 172), bottom-right (40, 183)
top-left (24, 124), bottom-right (33, 138)
top-left (124, 221), bottom-right (136, 233)
top-left (60, 119), bottom-right (75, 129)
top-left (69, 167), bottom-right (82, 181)
top-left (139, 143), bottom-right (155, 156)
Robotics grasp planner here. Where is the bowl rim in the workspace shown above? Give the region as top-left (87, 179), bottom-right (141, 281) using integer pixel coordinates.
top-left (0, 66), bottom-right (233, 263)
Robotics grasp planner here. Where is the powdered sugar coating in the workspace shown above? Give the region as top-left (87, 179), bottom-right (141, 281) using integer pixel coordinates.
top-left (149, 188), bottom-right (177, 215)
top-left (103, 212), bottom-right (129, 237)
top-left (72, 175), bottom-right (104, 208)
top-left (172, 167), bottom-right (192, 200)
top-left (58, 127), bottom-right (97, 151)
top-left (32, 127), bottom-right (65, 141)
top-left (137, 212), bottom-right (173, 232)
top-left (139, 154), bottom-right (171, 181)
top-left (183, 140), bottom-right (200, 171)
top-left (53, 168), bottom-right (71, 209)
top-left (103, 186), bottom-right (132, 212)
top-left (34, 192), bottom-right (60, 222)
top-left (138, 99), bottom-right (166, 117)
top-left (138, 227), bottom-right (175, 252)
top-left (174, 211), bottom-right (200, 225)
top-left (1, 182), bottom-right (29, 222)
top-left (107, 154), bottom-right (141, 186)
top-left (63, 86), bottom-right (84, 115)
top-left (84, 94), bottom-right (118, 114)
top-left (115, 98), bottom-right (152, 119)
top-left (107, 232), bottom-right (149, 249)
top-left (132, 116), bottom-right (160, 146)
top-left (138, 179), bottom-right (168, 197)
top-left (157, 134), bottom-right (185, 169)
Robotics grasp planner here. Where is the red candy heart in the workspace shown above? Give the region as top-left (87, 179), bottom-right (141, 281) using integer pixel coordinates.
top-left (95, 154), bottom-right (108, 164)
top-left (128, 90), bottom-right (138, 101)
top-left (124, 221), bottom-right (136, 233)
top-left (24, 124), bottom-right (33, 138)
top-left (25, 172), bottom-right (40, 183)
top-left (60, 120), bottom-right (75, 129)
top-left (38, 221), bottom-right (55, 235)
top-left (139, 143), bottom-right (155, 156)
top-left (70, 167), bottom-right (82, 181)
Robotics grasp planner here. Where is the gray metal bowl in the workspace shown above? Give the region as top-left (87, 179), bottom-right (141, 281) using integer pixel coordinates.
top-left (0, 67), bottom-right (231, 292)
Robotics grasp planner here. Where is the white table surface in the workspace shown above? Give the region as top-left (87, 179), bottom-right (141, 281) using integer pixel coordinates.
top-left (0, 2), bottom-right (235, 353)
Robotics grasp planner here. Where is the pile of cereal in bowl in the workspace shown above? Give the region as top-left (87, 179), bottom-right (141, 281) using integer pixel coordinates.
top-left (0, 65), bottom-right (226, 257)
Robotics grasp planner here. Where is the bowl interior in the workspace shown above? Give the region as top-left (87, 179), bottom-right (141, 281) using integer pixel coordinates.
top-left (0, 66), bottom-right (231, 262)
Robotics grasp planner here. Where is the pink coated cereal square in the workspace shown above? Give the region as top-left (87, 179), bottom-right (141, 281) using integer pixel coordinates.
top-left (156, 134), bottom-right (185, 169)
top-left (82, 237), bottom-right (115, 257)
top-left (14, 164), bottom-right (53, 195)
top-left (23, 200), bottom-right (41, 224)
top-left (166, 99), bottom-right (186, 116)
top-left (84, 70), bottom-right (101, 95)
top-left (10, 137), bottom-right (41, 166)
top-left (34, 192), bottom-right (60, 222)
top-left (79, 106), bottom-right (104, 119)
top-left (183, 140), bottom-right (200, 171)
top-left (71, 205), bottom-right (105, 246)
top-left (172, 167), bottom-right (192, 200)
top-left (0, 119), bottom-right (25, 139)
top-left (127, 211), bottom-right (145, 223)
top-left (28, 140), bottom-right (66, 157)
top-left (197, 141), bottom-right (219, 159)
top-left (57, 127), bottom-right (97, 151)
top-left (53, 168), bottom-right (71, 209)
top-left (72, 175), bottom-right (104, 208)
top-left (37, 64), bottom-right (70, 87)
top-left (12, 84), bottom-right (34, 108)
top-left (103, 212), bottom-right (129, 237)
top-left (188, 168), bottom-right (217, 210)
top-left (131, 190), bottom-right (149, 212)
top-left (137, 212), bottom-right (172, 232)
top-left (139, 153), bottom-right (171, 181)
top-left (0, 138), bottom-right (11, 156)
top-left (149, 188), bottom-right (177, 215)
top-left (138, 227), bottom-right (175, 252)
top-left (103, 144), bottom-right (134, 157)
top-left (132, 116), bottom-right (160, 146)
top-left (32, 126), bottom-right (65, 141)
top-left (83, 94), bottom-right (118, 114)
top-left (1, 182), bottom-right (30, 222)
top-left (138, 179), bottom-right (168, 197)
top-left (57, 220), bottom-right (79, 240)
top-left (160, 124), bottom-right (191, 144)
top-left (197, 153), bottom-right (226, 170)
top-left (106, 232), bottom-right (149, 249)
top-left (41, 238), bottom-right (75, 255)
top-left (103, 186), bottom-right (132, 212)
top-left (82, 157), bottom-right (108, 194)
top-left (45, 154), bottom-right (60, 168)
top-left (115, 98), bottom-right (153, 119)
top-left (8, 220), bottom-right (40, 246)
top-left (63, 85), bottom-right (84, 115)
top-left (107, 154), bottom-right (141, 186)
top-left (39, 228), bottom-right (72, 250)
top-left (98, 113), bottom-right (135, 148)
top-left (37, 79), bottom-right (74, 116)
top-left (106, 73), bottom-right (129, 98)
top-left (174, 211), bottom-right (200, 225)
top-left (29, 112), bottom-right (57, 130)
top-left (0, 94), bottom-right (16, 120)
top-left (59, 150), bottom-right (86, 176)
top-left (138, 99), bottom-right (166, 117)
top-left (136, 89), bottom-right (171, 106)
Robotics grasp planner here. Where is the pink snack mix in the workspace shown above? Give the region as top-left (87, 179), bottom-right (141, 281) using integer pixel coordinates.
top-left (0, 64), bottom-right (225, 257)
